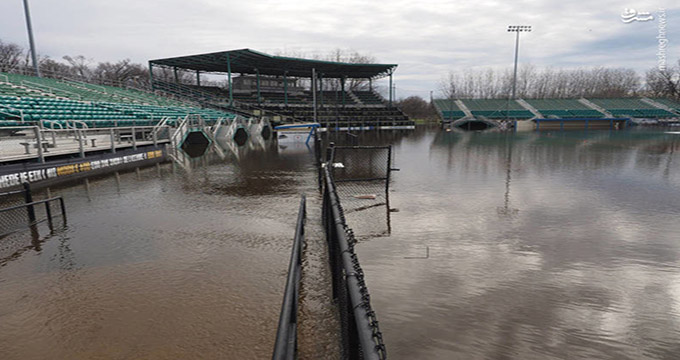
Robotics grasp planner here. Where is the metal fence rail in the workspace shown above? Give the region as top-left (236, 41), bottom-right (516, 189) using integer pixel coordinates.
top-left (272, 195), bottom-right (306, 360)
top-left (0, 183), bottom-right (67, 238)
top-left (322, 164), bottom-right (387, 360)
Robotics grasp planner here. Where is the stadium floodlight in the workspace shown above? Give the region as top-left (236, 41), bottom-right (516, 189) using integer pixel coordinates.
top-left (23, 0), bottom-right (41, 77)
top-left (507, 25), bottom-right (531, 101)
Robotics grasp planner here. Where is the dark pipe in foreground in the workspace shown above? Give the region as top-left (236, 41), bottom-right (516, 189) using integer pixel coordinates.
top-left (272, 195), bottom-right (306, 360)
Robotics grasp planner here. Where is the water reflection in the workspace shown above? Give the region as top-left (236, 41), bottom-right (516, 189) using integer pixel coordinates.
top-left (357, 128), bottom-right (680, 360)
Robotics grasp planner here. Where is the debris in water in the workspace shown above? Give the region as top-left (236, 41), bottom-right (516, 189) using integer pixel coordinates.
top-left (354, 194), bottom-right (377, 199)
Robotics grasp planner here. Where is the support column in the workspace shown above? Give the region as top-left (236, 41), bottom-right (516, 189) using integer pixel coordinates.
top-left (369, 78), bottom-right (372, 92)
top-left (389, 71), bottom-right (393, 107)
top-left (227, 53), bottom-right (233, 106)
top-left (284, 71), bottom-right (288, 106)
top-left (319, 73), bottom-right (324, 107)
top-left (148, 62), bottom-right (155, 91)
top-left (173, 67), bottom-right (179, 84)
top-left (312, 68), bottom-right (317, 123)
top-left (196, 70), bottom-right (200, 86)
top-left (341, 76), bottom-right (346, 107)
top-left (256, 68), bottom-right (261, 105)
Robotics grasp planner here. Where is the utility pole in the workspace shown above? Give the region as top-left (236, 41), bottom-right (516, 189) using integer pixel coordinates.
top-left (23, 0), bottom-right (41, 77)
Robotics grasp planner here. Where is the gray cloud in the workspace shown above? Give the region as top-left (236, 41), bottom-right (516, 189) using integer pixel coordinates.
top-left (0, 0), bottom-right (678, 98)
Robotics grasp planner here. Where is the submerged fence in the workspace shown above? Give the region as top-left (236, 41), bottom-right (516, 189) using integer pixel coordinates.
top-left (272, 195), bottom-right (306, 360)
top-left (330, 146), bottom-right (393, 239)
top-left (0, 183), bottom-right (67, 238)
top-left (273, 138), bottom-right (389, 359)
top-left (322, 151), bottom-right (387, 359)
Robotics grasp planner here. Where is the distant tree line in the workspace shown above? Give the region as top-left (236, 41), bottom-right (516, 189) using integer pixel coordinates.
top-left (0, 38), bottom-right (200, 89)
top-left (439, 61), bottom-right (680, 101)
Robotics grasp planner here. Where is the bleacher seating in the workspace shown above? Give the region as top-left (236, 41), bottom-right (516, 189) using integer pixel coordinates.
top-left (1, 73), bottom-right (237, 128)
top-left (1, 72), bottom-right (184, 106)
top-left (150, 80), bottom-right (412, 127)
top-left (432, 99), bottom-right (466, 119)
top-left (318, 91), bottom-right (356, 105)
top-left (525, 98), bottom-right (605, 118)
top-left (353, 91), bottom-right (384, 105)
top-left (434, 97), bottom-right (679, 122)
top-left (651, 98), bottom-right (680, 112)
top-left (458, 99), bottom-right (533, 119)
top-left (588, 98), bottom-right (676, 118)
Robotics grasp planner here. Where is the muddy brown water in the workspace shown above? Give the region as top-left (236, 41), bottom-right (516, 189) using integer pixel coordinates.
top-left (1, 128), bottom-right (680, 359)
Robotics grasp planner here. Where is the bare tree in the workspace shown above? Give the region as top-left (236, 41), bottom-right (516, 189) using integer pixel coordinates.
top-left (645, 61), bottom-right (680, 100)
top-left (439, 64), bottom-right (645, 99)
top-left (396, 95), bottom-right (436, 120)
top-left (0, 39), bottom-right (25, 73)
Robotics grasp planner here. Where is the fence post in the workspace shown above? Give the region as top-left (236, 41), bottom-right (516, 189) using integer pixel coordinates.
top-left (23, 182), bottom-right (36, 225)
top-left (59, 197), bottom-right (67, 225)
top-left (386, 146), bottom-right (392, 194)
top-left (44, 200), bottom-right (53, 230)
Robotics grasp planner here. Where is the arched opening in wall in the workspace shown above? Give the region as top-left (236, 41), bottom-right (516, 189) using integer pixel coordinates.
top-left (233, 127), bottom-right (249, 146)
top-left (181, 131), bottom-right (210, 158)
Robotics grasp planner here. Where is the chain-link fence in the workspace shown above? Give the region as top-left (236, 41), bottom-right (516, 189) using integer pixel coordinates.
top-left (0, 188), bottom-right (32, 238)
top-left (0, 185), bottom-right (66, 241)
top-left (330, 146), bottom-right (392, 239)
top-left (322, 156), bottom-right (387, 360)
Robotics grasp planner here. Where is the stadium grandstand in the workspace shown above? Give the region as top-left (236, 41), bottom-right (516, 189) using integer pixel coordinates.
top-left (0, 71), bottom-right (236, 129)
top-left (148, 49), bottom-right (413, 129)
top-left (434, 97), bottom-right (680, 130)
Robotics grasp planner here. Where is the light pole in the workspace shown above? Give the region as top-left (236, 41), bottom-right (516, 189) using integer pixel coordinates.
top-left (507, 25), bottom-right (531, 100)
top-left (23, 0), bottom-right (40, 77)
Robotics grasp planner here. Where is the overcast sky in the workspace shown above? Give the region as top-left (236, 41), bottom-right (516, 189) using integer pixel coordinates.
top-left (1, 0), bottom-right (678, 98)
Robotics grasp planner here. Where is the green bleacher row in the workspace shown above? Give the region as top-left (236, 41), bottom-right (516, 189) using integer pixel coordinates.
top-left (435, 98), bottom-right (680, 120)
top-left (164, 80), bottom-right (386, 106)
top-left (1, 72), bottom-right (184, 106)
top-left (0, 95), bottom-right (236, 128)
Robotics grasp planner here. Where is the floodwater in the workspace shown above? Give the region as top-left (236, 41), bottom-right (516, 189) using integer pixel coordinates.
top-left (354, 128), bottom-right (680, 360)
top-left (1, 127), bottom-right (680, 359)
top-left (0, 142), bottom-right (338, 359)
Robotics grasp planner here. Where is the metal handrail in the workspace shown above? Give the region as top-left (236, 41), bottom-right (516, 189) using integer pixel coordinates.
top-left (272, 195), bottom-right (306, 360)
top-left (0, 104), bottom-right (25, 122)
top-left (21, 80), bottom-right (82, 100)
top-left (0, 196), bottom-right (67, 233)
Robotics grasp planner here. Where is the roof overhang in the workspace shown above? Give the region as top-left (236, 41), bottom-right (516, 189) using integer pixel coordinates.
top-left (149, 49), bottom-right (396, 79)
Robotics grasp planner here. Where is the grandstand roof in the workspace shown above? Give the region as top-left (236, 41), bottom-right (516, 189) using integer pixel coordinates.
top-left (149, 49), bottom-right (397, 79)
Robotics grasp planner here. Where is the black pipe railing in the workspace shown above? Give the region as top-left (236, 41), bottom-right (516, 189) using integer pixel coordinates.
top-left (0, 183), bottom-right (67, 237)
top-left (272, 195), bottom-right (306, 360)
top-left (322, 164), bottom-right (386, 360)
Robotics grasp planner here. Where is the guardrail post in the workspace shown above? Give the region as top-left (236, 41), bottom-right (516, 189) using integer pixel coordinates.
top-left (132, 127), bottom-right (137, 150)
top-left (78, 129), bottom-right (85, 158)
top-left (110, 128), bottom-right (116, 153)
top-left (23, 182), bottom-right (36, 225)
top-left (33, 126), bottom-right (44, 163)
